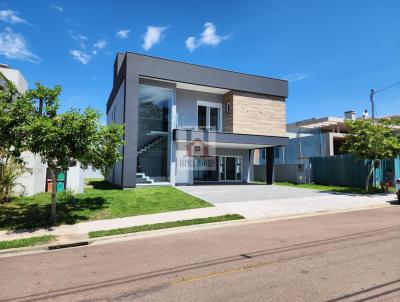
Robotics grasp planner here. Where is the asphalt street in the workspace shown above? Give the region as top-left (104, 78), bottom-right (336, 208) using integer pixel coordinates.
top-left (1, 206), bottom-right (399, 302)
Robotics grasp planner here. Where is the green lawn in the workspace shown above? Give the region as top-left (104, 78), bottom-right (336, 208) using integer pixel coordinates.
top-left (0, 235), bottom-right (57, 250)
top-left (0, 180), bottom-right (211, 231)
top-left (89, 214), bottom-right (245, 238)
top-left (275, 182), bottom-right (386, 194)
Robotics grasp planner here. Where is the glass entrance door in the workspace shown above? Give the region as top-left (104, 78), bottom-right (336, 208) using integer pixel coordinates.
top-left (225, 157), bottom-right (236, 181)
top-left (220, 156), bottom-right (242, 181)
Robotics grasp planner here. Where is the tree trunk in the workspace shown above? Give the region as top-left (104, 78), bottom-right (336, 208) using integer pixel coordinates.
top-left (365, 159), bottom-right (376, 192)
top-left (49, 167), bottom-right (58, 224)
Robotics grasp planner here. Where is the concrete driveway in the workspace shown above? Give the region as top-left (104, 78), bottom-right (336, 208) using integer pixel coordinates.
top-left (178, 184), bottom-right (395, 219)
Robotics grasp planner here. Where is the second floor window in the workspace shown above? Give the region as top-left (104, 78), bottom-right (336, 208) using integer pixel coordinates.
top-left (197, 102), bottom-right (221, 131)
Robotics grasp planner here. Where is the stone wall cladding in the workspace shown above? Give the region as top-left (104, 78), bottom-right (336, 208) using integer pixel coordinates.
top-left (223, 91), bottom-right (286, 136)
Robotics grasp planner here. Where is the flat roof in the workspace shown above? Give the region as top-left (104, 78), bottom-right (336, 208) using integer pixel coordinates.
top-left (287, 117), bottom-right (346, 130)
top-left (126, 52), bottom-right (288, 83)
top-left (107, 52), bottom-right (288, 112)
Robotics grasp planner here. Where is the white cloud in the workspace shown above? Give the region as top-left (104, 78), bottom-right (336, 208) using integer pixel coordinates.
top-left (142, 26), bottom-right (168, 51)
top-left (0, 27), bottom-right (40, 63)
top-left (186, 22), bottom-right (229, 52)
top-left (50, 4), bottom-right (64, 12)
top-left (185, 37), bottom-right (196, 52)
top-left (116, 29), bottom-right (130, 39)
top-left (0, 10), bottom-right (28, 25)
top-left (283, 73), bottom-right (307, 82)
top-left (94, 39), bottom-right (106, 49)
top-left (68, 31), bottom-right (88, 49)
top-left (70, 50), bottom-right (91, 64)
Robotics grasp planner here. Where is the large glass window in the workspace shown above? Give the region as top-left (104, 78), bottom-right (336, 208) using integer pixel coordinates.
top-left (197, 103), bottom-right (221, 131)
top-left (195, 156), bottom-right (242, 182)
top-left (138, 85), bottom-right (171, 182)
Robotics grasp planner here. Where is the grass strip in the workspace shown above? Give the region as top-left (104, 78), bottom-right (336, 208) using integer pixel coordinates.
top-left (0, 235), bottom-right (57, 250)
top-left (89, 214), bottom-right (245, 238)
top-left (275, 182), bottom-right (385, 194)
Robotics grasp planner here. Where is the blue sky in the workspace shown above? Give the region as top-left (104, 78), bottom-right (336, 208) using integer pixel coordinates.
top-left (0, 0), bottom-right (399, 122)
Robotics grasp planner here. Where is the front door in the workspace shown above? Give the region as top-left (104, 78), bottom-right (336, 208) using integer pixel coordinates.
top-left (225, 157), bottom-right (236, 181)
top-left (220, 156), bottom-right (242, 181)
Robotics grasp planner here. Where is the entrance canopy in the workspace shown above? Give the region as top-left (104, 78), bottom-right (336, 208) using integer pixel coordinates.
top-left (173, 129), bottom-right (289, 149)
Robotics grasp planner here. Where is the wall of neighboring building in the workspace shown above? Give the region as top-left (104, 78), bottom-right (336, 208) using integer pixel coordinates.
top-left (176, 89), bottom-right (224, 129)
top-left (83, 166), bottom-right (103, 179)
top-left (106, 79), bottom-right (125, 186)
top-left (276, 132), bottom-right (331, 164)
top-left (0, 67), bottom-right (28, 93)
top-left (66, 165), bottom-right (84, 193)
top-left (223, 91), bottom-right (286, 136)
top-left (14, 152), bottom-right (46, 196)
top-left (15, 152), bottom-right (84, 196)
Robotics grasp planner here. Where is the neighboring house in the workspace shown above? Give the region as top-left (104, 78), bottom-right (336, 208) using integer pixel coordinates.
top-left (255, 111), bottom-right (400, 167)
top-left (106, 52), bottom-right (289, 187)
top-left (0, 64), bottom-right (84, 196)
top-left (276, 110), bottom-right (356, 165)
top-left (0, 63), bottom-right (28, 94)
top-left (253, 111), bottom-right (356, 183)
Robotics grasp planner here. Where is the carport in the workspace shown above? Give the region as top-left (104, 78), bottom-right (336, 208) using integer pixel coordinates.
top-left (174, 129), bottom-right (289, 185)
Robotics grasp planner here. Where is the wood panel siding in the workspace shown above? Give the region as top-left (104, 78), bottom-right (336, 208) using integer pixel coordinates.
top-left (223, 91), bottom-right (286, 136)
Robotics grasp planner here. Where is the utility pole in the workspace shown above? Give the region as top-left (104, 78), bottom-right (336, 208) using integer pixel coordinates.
top-left (369, 89), bottom-right (375, 119)
top-left (369, 81), bottom-right (400, 120)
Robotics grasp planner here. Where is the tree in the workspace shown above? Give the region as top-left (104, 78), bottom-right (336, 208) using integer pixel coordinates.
top-left (25, 83), bottom-right (124, 222)
top-left (0, 73), bottom-right (34, 202)
top-left (0, 73), bottom-right (34, 161)
top-left (342, 119), bottom-right (400, 191)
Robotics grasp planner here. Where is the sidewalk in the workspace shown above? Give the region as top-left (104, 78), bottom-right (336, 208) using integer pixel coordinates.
top-left (0, 206), bottom-right (232, 241)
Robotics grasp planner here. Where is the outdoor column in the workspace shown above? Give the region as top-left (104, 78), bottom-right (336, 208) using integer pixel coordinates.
top-left (247, 149), bottom-right (254, 183)
top-left (266, 147), bottom-right (275, 185)
top-left (122, 64), bottom-right (139, 188)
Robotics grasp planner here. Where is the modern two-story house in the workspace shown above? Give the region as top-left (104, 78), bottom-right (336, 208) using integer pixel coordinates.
top-left (106, 53), bottom-right (289, 188)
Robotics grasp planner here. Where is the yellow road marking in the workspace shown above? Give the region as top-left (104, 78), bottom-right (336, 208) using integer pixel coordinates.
top-left (171, 259), bottom-right (280, 285)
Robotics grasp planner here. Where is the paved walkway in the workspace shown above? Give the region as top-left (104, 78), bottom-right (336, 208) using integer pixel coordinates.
top-left (0, 185), bottom-right (396, 242)
top-left (178, 185), bottom-right (395, 219)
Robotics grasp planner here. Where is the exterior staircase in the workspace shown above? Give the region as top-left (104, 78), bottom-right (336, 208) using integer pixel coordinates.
top-left (136, 172), bottom-right (154, 184)
top-left (137, 136), bottom-right (164, 155)
top-left (136, 136), bottom-right (165, 184)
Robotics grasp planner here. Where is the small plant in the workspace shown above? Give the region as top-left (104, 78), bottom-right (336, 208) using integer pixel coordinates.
top-left (0, 156), bottom-right (31, 202)
top-left (59, 189), bottom-right (76, 203)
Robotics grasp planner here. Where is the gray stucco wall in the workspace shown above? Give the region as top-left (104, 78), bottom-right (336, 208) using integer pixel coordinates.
top-left (176, 89), bottom-right (223, 130)
top-left (106, 79), bottom-right (125, 186)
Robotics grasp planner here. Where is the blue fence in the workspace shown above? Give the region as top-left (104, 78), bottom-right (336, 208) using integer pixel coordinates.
top-left (309, 155), bottom-right (400, 188)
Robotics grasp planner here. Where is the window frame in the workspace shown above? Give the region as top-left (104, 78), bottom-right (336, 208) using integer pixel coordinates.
top-left (196, 100), bottom-right (223, 131)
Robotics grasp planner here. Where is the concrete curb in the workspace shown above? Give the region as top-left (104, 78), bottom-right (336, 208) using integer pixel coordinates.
top-left (0, 203), bottom-right (393, 259)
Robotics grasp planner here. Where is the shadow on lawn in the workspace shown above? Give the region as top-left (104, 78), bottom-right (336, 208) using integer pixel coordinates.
top-left (87, 180), bottom-right (121, 190)
top-left (0, 196), bottom-right (107, 232)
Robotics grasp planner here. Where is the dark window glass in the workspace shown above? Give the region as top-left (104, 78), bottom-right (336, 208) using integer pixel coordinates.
top-left (225, 157), bottom-right (236, 181)
top-left (274, 148), bottom-right (280, 159)
top-left (210, 107), bottom-right (219, 131)
top-left (236, 157), bottom-right (242, 180)
top-left (198, 106), bottom-right (207, 130)
top-left (193, 156), bottom-right (219, 181)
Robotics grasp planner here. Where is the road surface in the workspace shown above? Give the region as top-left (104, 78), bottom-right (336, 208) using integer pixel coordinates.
top-left (1, 206), bottom-right (399, 301)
